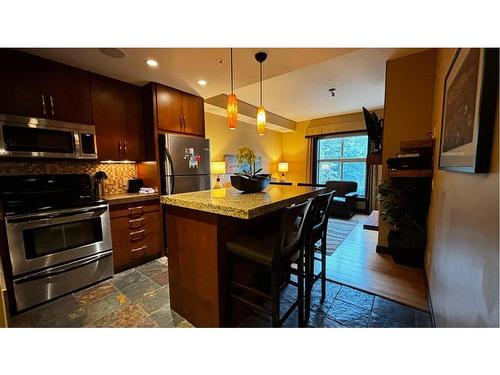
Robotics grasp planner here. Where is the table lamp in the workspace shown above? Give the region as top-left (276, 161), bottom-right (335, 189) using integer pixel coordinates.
top-left (211, 161), bottom-right (226, 189)
top-left (278, 162), bottom-right (289, 182)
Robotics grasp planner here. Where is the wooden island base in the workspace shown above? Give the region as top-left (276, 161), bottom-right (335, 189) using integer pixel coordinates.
top-left (165, 205), bottom-right (281, 327)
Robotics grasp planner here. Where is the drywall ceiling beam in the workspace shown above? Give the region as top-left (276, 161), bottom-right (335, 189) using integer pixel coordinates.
top-left (204, 94), bottom-right (296, 132)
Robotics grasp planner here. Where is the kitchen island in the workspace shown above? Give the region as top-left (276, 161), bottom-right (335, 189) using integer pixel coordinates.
top-left (161, 185), bottom-right (325, 327)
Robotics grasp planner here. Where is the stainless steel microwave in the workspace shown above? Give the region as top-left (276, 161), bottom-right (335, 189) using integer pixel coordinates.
top-left (0, 114), bottom-right (98, 160)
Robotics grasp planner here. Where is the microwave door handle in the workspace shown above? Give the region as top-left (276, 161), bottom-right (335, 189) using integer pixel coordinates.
top-left (165, 148), bottom-right (175, 194)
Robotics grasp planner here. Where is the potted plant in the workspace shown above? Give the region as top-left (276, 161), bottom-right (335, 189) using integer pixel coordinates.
top-left (377, 178), bottom-right (431, 267)
top-left (230, 146), bottom-right (271, 193)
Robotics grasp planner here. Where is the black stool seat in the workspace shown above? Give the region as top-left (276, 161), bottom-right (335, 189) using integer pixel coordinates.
top-left (227, 234), bottom-right (280, 266)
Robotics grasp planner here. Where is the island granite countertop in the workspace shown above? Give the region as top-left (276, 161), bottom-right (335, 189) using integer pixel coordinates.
top-left (161, 185), bottom-right (326, 219)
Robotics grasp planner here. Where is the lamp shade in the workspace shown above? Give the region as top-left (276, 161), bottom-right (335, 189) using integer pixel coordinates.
top-left (210, 161), bottom-right (226, 175)
top-left (278, 162), bottom-right (289, 173)
top-left (256, 106), bottom-right (266, 136)
top-left (226, 94), bottom-right (238, 130)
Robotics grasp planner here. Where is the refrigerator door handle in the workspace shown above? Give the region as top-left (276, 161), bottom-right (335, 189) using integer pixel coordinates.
top-left (165, 148), bottom-right (175, 194)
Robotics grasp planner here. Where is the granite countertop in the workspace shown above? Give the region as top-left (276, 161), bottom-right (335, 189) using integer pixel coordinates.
top-left (102, 192), bottom-right (160, 206)
top-left (161, 185), bottom-right (325, 219)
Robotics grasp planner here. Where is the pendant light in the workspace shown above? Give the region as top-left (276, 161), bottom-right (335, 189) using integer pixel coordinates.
top-left (255, 51), bottom-right (267, 136)
top-left (226, 48), bottom-right (238, 130)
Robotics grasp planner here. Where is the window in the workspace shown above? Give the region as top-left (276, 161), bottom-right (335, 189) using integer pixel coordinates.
top-left (315, 134), bottom-right (368, 196)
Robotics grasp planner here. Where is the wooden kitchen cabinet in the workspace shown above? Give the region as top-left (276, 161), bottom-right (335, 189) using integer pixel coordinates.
top-left (110, 199), bottom-right (163, 273)
top-left (156, 84), bottom-right (183, 133)
top-left (120, 83), bottom-right (145, 161)
top-left (91, 74), bottom-right (145, 161)
top-left (0, 49), bottom-right (92, 124)
top-left (44, 60), bottom-right (93, 124)
top-left (147, 82), bottom-right (205, 137)
top-left (0, 50), bottom-right (46, 118)
top-left (90, 75), bottom-right (122, 160)
top-left (182, 93), bottom-right (205, 136)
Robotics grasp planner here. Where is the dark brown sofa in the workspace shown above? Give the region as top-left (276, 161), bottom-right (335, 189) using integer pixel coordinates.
top-left (325, 181), bottom-right (358, 219)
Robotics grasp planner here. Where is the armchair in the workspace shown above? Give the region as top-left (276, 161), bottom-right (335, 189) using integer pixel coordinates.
top-left (325, 181), bottom-right (358, 218)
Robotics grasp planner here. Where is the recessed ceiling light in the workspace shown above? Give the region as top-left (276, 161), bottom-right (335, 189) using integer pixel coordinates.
top-left (98, 48), bottom-right (126, 59)
top-left (146, 59), bottom-right (158, 67)
top-left (198, 80), bottom-right (207, 86)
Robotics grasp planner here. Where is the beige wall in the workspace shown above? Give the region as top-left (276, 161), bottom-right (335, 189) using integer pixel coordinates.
top-left (425, 49), bottom-right (499, 327)
top-left (283, 109), bottom-right (383, 184)
top-left (378, 49), bottom-right (437, 247)
top-left (205, 112), bottom-right (284, 185)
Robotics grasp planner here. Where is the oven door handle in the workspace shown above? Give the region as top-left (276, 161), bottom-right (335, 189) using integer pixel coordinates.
top-left (6, 204), bottom-right (108, 224)
top-left (13, 251), bottom-right (112, 284)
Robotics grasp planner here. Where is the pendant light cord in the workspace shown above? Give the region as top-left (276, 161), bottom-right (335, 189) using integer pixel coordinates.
top-left (230, 48), bottom-right (234, 94)
top-left (259, 61), bottom-right (263, 106)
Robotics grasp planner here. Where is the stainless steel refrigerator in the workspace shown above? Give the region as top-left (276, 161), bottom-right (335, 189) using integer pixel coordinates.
top-left (159, 133), bottom-right (211, 195)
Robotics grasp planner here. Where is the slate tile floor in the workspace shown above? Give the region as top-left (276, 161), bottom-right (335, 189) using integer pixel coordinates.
top-left (240, 280), bottom-right (434, 328)
top-left (11, 257), bottom-right (432, 328)
top-left (11, 257), bottom-right (193, 328)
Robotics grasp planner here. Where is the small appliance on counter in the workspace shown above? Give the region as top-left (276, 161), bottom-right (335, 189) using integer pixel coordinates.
top-left (93, 171), bottom-right (108, 198)
top-left (127, 178), bottom-right (144, 193)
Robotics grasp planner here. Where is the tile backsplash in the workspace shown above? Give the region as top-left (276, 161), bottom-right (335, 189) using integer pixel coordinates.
top-left (0, 160), bottom-right (137, 195)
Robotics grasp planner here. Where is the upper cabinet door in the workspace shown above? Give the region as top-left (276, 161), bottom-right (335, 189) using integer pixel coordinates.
top-left (156, 84), bottom-right (183, 133)
top-left (182, 93), bottom-right (205, 137)
top-left (0, 50), bottom-right (47, 118)
top-left (44, 60), bottom-right (93, 124)
top-left (91, 75), bottom-right (122, 161)
top-left (120, 83), bottom-right (145, 161)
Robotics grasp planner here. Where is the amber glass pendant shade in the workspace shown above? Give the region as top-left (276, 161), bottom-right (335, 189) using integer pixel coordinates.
top-left (227, 93), bottom-right (238, 130)
top-left (256, 106), bottom-right (266, 136)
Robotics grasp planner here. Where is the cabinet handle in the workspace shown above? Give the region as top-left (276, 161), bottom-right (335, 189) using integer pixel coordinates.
top-left (118, 141), bottom-right (123, 158)
top-left (123, 141), bottom-right (127, 156)
top-left (128, 206), bottom-right (144, 216)
top-left (131, 245), bottom-right (147, 255)
top-left (130, 229), bottom-right (146, 241)
top-left (129, 218), bottom-right (144, 229)
top-left (183, 115), bottom-right (187, 131)
top-left (41, 95), bottom-right (47, 115)
top-left (49, 95), bottom-right (55, 116)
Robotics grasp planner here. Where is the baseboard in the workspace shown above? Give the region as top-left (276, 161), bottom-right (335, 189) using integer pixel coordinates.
top-left (376, 245), bottom-right (392, 255)
top-left (423, 267), bottom-right (436, 327)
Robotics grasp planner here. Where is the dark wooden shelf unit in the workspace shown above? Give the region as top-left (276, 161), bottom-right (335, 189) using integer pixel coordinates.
top-left (387, 169), bottom-right (433, 178)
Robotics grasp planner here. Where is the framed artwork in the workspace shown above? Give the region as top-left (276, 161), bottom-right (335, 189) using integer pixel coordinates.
top-left (224, 154), bottom-right (263, 174)
top-left (438, 48), bottom-right (498, 173)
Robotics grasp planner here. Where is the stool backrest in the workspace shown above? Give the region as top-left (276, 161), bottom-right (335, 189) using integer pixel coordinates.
top-left (274, 199), bottom-right (312, 263)
top-left (303, 190), bottom-right (335, 249)
top-left (311, 190), bottom-right (335, 229)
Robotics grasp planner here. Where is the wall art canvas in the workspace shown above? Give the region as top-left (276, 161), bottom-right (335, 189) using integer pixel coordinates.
top-left (224, 154), bottom-right (263, 174)
top-left (439, 48), bottom-right (498, 173)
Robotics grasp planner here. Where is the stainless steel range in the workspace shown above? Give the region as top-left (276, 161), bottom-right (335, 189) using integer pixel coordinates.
top-left (0, 174), bottom-right (113, 312)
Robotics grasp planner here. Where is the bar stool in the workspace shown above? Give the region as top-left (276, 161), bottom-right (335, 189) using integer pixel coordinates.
top-left (303, 190), bottom-right (335, 323)
top-left (226, 200), bottom-right (312, 327)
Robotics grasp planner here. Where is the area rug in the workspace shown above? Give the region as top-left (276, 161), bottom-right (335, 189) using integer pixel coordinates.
top-left (315, 218), bottom-right (358, 256)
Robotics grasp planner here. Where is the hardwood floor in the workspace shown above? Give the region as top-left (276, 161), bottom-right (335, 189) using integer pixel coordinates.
top-left (324, 214), bottom-right (429, 311)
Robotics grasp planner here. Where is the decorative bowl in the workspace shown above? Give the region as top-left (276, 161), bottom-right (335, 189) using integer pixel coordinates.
top-left (230, 174), bottom-right (271, 193)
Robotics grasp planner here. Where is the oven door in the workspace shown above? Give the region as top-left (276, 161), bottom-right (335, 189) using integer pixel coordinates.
top-left (5, 204), bottom-right (112, 277)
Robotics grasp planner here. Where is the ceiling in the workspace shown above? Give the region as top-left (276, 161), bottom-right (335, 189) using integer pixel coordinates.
top-left (22, 47), bottom-right (424, 123)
